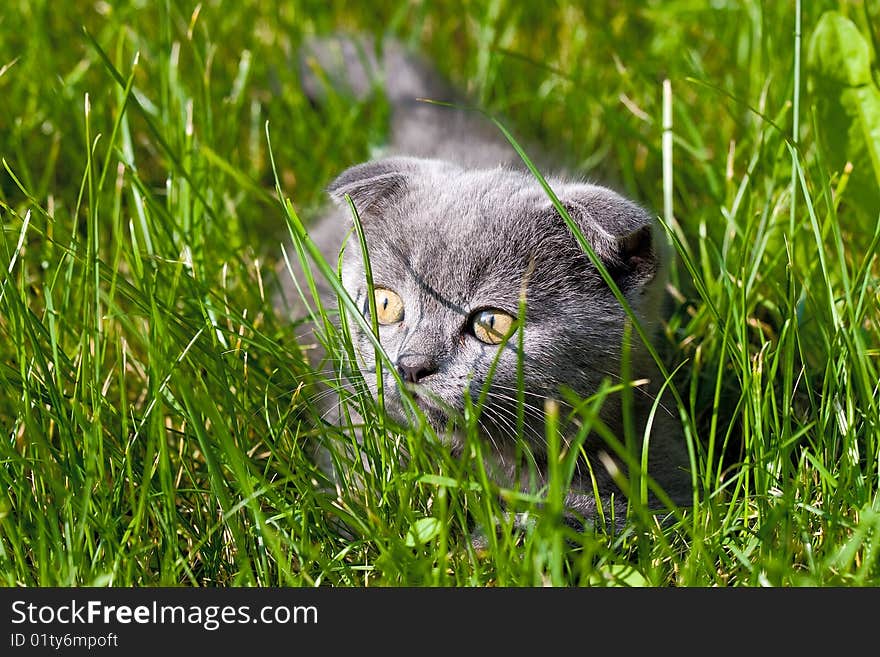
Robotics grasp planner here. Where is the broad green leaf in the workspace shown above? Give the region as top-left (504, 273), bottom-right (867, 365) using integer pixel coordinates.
top-left (807, 11), bottom-right (880, 225)
top-left (588, 564), bottom-right (649, 587)
top-left (404, 517), bottom-right (441, 547)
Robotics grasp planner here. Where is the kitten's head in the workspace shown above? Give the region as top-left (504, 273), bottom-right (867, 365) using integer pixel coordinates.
top-left (327, 156), bottom-right (665, 452)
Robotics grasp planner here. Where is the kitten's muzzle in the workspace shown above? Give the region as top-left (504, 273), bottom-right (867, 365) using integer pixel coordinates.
top-left (396, 353), bottom-right (438, 384)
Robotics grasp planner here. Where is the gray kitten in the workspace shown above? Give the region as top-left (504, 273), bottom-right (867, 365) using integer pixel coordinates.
top-left (284, 36), bottom-right (691, 532)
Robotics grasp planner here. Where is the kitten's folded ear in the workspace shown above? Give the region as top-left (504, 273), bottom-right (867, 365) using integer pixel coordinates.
top-left (326, 156), bottom-right (429, 217)
top-left (552, 184), bottom-right (661, 287)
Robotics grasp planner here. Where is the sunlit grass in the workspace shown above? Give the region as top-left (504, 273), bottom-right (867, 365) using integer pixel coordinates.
top-left (0, 0), bottom-right (878, 586)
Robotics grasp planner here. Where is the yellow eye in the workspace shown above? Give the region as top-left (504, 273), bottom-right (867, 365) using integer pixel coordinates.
top-left (373, 287), bottom-right (404, 325)
top-left (472, 309), bottom-right (516, 345)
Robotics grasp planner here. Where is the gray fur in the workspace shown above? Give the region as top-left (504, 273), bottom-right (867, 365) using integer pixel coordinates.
top-left (300, 35), bottom-right (525, 168)
top-left (286, 35), bottom-right (691, 531)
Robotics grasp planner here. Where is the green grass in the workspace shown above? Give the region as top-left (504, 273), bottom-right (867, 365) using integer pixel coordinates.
top-left (1, 0), bottom-right (879, 586)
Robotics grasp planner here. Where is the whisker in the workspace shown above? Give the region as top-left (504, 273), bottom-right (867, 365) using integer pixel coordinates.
top-left (483, 390), bottom-right (547, 418)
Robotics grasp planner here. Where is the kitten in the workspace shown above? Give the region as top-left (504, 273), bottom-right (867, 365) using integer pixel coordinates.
top-left (283, 35), bottom-right (692, 532)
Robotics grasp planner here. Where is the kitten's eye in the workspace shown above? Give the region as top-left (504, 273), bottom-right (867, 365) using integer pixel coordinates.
top-left (471, 309), bottom-right (516, 345)
top-left (373, 287), bottom-right (404, 325)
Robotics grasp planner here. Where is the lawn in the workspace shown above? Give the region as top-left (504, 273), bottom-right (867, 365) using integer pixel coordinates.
top-left (1, 0), bottom-right (878, 586)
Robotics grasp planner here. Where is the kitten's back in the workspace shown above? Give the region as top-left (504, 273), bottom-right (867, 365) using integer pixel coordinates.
top-left (300, 35), bottom-right (524, 169)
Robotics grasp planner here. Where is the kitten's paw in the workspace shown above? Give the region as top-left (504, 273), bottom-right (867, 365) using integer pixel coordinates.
top-left (469, 512), bottom-right (534, 555)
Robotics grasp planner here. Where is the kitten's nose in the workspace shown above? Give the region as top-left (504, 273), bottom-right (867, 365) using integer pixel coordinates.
top-left (396, 353), bottom-right (437, 383)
